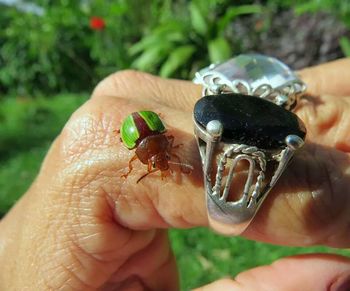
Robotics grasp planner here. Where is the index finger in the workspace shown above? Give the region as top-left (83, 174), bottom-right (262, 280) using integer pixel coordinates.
top-left (298, 58), bottom-right (350, 97)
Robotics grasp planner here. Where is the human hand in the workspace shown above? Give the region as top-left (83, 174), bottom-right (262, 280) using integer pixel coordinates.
top-left (0, 58), bottom-right (349, 290)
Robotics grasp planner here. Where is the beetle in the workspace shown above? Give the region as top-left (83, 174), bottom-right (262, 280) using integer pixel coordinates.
top-left (119, 111), bottom-right (191, 183)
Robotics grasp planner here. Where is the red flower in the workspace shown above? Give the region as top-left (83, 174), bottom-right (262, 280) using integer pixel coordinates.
top-left (90, 16), bottom-right (105, 30)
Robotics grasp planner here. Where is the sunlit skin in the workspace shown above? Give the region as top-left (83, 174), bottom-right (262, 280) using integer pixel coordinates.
top-left (0, 59), bottom-right (350, 290)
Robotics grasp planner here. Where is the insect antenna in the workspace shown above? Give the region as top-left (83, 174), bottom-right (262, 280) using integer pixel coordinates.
top-left (168, 161), bottom-right (194, 173)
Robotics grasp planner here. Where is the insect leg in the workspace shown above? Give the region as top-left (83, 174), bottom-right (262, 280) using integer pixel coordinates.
top-left (137, 168), bottom-right (160, 183)
top-left (148, 160), bottom-right (153, 172)
top-left (121, 154), bottom-right (138, 178)
top-left (167, 135), bottom-right (183, 149)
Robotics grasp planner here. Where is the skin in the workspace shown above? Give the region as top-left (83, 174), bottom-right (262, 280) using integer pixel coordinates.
top-left (0, 58), bottom-right (350, 290)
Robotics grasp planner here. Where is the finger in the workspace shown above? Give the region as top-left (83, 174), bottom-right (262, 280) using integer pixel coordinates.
top-left (92, 70), bottom-right (202, 112)
top-left (91, 71), bottom-right (349, 248)
top-left (299, 58), bottom-right (350, 97)
top-left (94, 69), bottom-right (347, 245)
top-left (294, 94), bottom-right (350, 152)
top-left (93, 71), bottom-right (350, 151)
top-left (107, 230), bottom-right (178, 291)
top-left (194, 254), bottom-right (350, 291)
top-left (43, 94), bottom-right (350, 248)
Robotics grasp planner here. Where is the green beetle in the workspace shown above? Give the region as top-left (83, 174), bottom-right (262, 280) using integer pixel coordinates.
top-left (119, 111), bottom-right (191, 182)
top-left (120, 111), bottom-right (166, 149)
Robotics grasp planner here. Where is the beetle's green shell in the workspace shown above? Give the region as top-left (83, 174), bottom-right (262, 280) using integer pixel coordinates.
top-left (139, 111), bottom-right (165, 132)
top-left (120, 114), bottom-right (139, 149)
top-left (120, 111), bottom-right (166, 149)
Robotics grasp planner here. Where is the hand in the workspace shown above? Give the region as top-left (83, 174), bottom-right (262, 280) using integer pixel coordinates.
top-left (0, 58), bottom-right (349, 290)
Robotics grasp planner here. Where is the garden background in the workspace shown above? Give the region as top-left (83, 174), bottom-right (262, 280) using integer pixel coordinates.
top-left (1, 0), bottom-right (350, 289)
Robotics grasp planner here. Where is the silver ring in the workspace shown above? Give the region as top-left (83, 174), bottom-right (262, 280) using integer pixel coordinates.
top-left (193, 56), bottom-right (307, 235)
top-left (193, 53), bottom-right (306, 111)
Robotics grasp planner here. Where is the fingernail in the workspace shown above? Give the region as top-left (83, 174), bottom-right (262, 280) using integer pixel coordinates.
top-left (330, 272), bottom-right (350, 291)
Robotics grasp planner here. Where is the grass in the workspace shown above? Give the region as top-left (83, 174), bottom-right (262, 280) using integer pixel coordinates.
top-left (0, 95), bottom-right (349, 290)
top-left (171, 229), bottom-right (350, 289)
top-left (0, 94), bottom-right (88, 213)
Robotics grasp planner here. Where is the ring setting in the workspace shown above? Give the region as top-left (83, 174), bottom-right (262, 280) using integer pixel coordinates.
top-left (193, 54), bottom-right (307, 235)
top-left (193, 53), bottom-right (306, 111)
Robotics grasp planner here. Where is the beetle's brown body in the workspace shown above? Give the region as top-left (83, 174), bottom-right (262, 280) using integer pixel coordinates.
top-left (135, 134), bottom-right (171, 171)
top-left (122, 133), bottom-right (188, 182)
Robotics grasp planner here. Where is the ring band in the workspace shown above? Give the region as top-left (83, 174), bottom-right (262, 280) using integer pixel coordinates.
top-left (193, 55), bottom-right (307, 235)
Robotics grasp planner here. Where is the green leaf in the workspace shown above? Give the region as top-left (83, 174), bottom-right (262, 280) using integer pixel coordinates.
top-left (152, 20), bottom-right (185, 35)
top-left (208, 37), bottom-right (231, 63)
top-left (129, 34), bottom-right (165, 56)
top-left (294, 1), bottom-right (322, 15)
top-left (218, 5), bottom-right (262, 34)
top-left (340, 36), bottom-right (350, 57)
top-left (189, 1), bottom-right (208, 36)
top-left (160, 45), bottom-right (196, 77)
top-left (131, 43), bottom-right (170, 71)
top-left (129, 31), bottom-right (184, 56)
top-left (129, 20), bottom-right (186, 56)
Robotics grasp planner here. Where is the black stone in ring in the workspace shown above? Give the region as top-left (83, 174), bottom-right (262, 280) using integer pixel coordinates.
top-left (194, 93), bottom-right (306, 150)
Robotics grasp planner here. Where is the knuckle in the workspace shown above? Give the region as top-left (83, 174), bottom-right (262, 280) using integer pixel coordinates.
top-left (267, 144), bottom-right (349, 246)
top-left (114, 186), bottom-right (166, 229)
top-left (40, 97), bottom-right (129, 205)
top-left (92, 69), bottom-right (158, 99)
top-left (311, 154), bottom-right (350, 244)
top-left (112, 69), bottom-right (148, 81)
top-left (290, 147), bottom-right (349, 244)
top-left (110, 69), bottom-right (147, 90)
top-left (297, 97), bottom-right (350, 147)
top-left (58, 97), bottom-right (127, 164)
top-left (114, 181), bottom-right (199, 229)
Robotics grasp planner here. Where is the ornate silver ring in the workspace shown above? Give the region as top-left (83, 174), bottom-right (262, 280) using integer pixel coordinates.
top-left (193, 54), bottom-right (307, 235)
top-left (193, 53), bottom-right (306, 111)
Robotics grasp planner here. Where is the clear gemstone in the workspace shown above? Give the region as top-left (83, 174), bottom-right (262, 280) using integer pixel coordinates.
top-left (198, 54), bottom-right (298, 90)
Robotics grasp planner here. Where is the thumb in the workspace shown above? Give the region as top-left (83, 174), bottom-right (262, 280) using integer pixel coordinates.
top-left (194, 254), bottom-right (350, 291)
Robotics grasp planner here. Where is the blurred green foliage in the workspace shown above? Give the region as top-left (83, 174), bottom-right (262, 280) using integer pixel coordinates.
top-left (130, 0), bottom-right (262, 78)
top-left (0, 0), bottom-right (263, 96)
top-left (171, 228), bottom-right (350, 289)
top-left (340, 36), bottom-right (350, 57)
top-left (270, 0), bottom-right (350, 24)
top-left (0, 94), bottom-right (88, 213)
top-left (0, 0), bottom-right (164, 96)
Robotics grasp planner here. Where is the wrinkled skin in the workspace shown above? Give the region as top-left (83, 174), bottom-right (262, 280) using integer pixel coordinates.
top-left (1, 59), bottom-right (350, 290)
